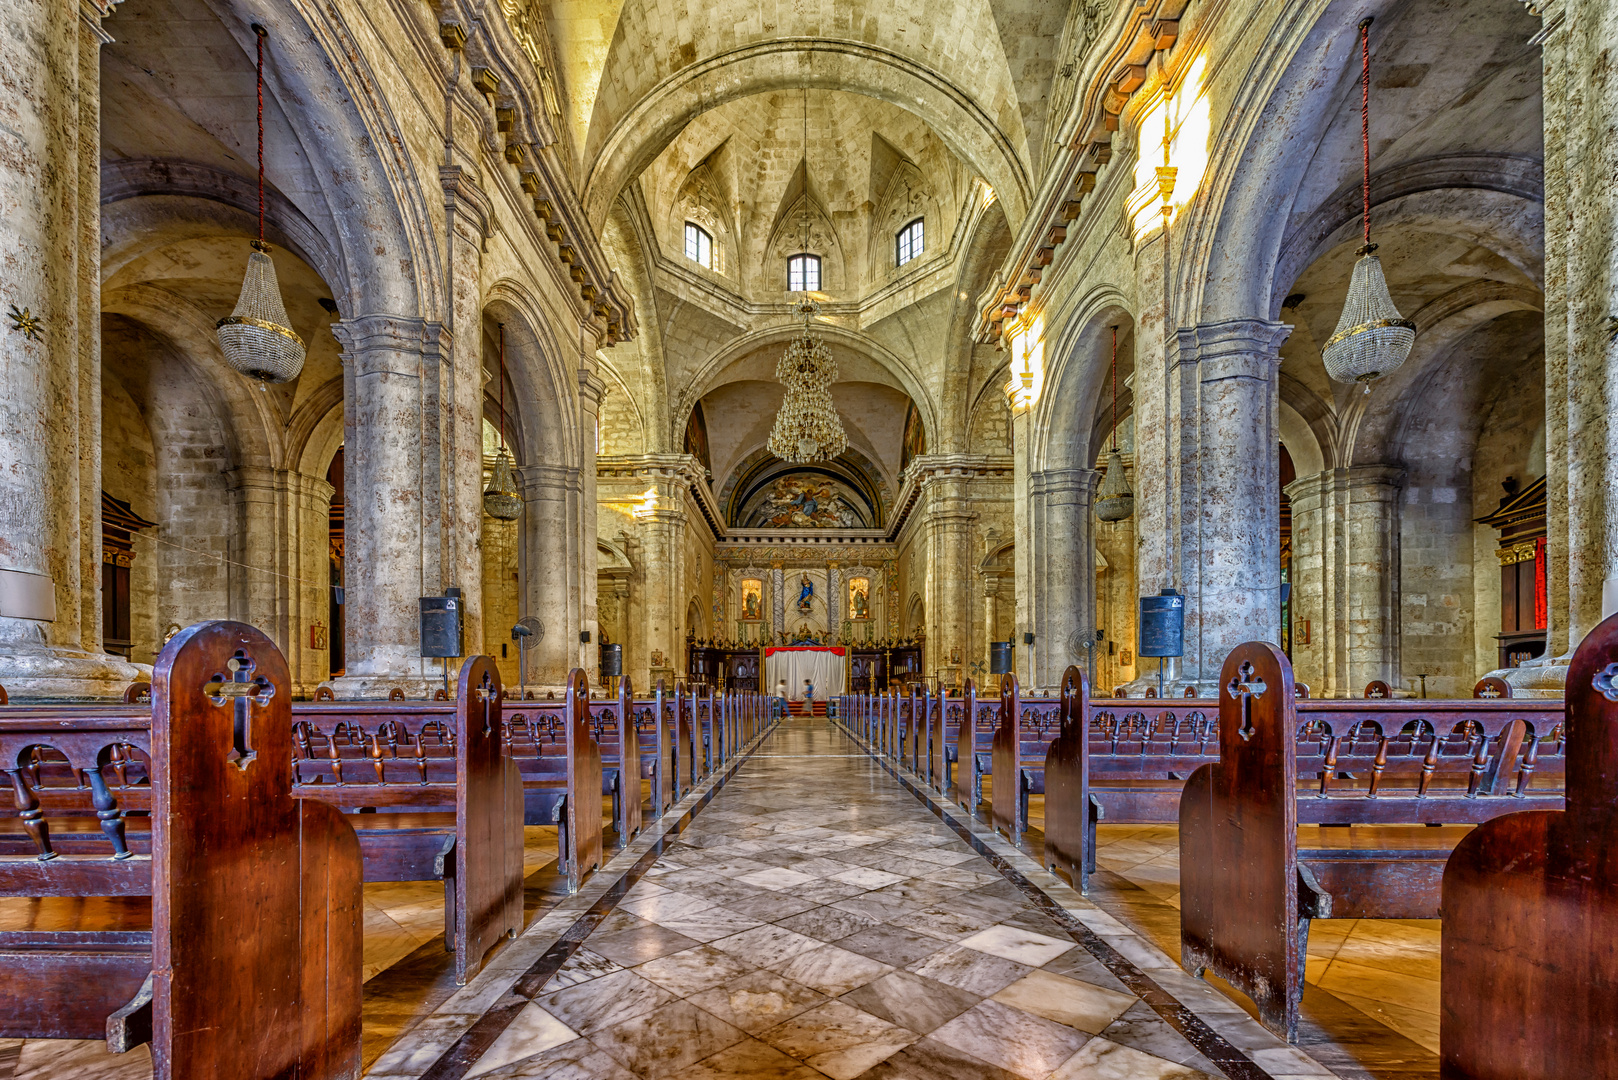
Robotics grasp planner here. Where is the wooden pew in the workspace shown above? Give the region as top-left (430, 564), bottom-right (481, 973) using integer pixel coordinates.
top-left (954, 682), bottom-right (997, 811)
top-left (287, 656), bottom-right (523, 983)
top-left (8, 658), bottom-right (526, 985)
top-left (501, 676), bottom-right (607, 888)
top-left (590, 676), bottom-right (642, 844)
top-left (1440, 611), bottom-right (1618, 1080)
top-left (0, 620), bottom-right (362, 1078)
top-left (989, 676), bottom-right (1064, 842)
top-left (632, 681), bottom-right (677, 817)
top-left (1038, 673), bottom-right (1562, 896)
top-left (931, 687), bottom-right (967, 795)
top-left (1179, 641), bottom-right (1564, 1042)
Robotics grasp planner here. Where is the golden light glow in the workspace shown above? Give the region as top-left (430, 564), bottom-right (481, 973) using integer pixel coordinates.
top-left (1005, 314), bottom-right (1045, 410)
top-left (632, 485), bottom-right (659, 518)
top-left (1128, 55), bottom-right (1211, 239)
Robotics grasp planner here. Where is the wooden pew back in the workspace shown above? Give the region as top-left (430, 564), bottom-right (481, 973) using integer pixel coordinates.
top-left (1441, 613), bottom-right (1618, 1080)
top-left (0, 620), bottom-right (363, 1078)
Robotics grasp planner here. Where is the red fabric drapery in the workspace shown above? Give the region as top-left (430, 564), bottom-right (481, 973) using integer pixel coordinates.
top-left (1534, 536), bottom-right (1548, 630)
top-left (764, 646), bottom-right (846, 657)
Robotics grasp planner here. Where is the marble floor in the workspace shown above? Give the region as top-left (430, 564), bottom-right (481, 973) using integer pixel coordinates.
top-left (370, 719), bottom-right (1333, 1080)
top-left (6, 718), bottom-right (1442, 1079)
top-left (0, 827), bottom-right (566, 1080)
top-left (1021, 809), bottom-right (1443, 1079)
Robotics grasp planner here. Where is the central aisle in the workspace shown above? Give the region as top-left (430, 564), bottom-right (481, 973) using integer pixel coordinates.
top-left (457, 718), bottom-right (1218, 1079)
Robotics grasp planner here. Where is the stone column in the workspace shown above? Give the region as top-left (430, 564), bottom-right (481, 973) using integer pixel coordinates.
top-left (518, 462), bottom-right (583, 689)
top-left (922, 483), bottom-right (974, 688)
top-left (331, 315), bottom-right (454, 698)
top-left (227, 467), bottom-right (335, 696)
top-left (1286, 466), bottom-right (1404, 698)
top-left (1175, 319), bottom-right (1291, 687)
top-left (1284, 471), bottom-right (1344, 696)
top-left (442, 167), bottom-right (491, 673)
top-left (1344, 465), bottom-right (1404, 695)
top-left (983, 576), bottom-right (1001, 660)
top-left (578, 370), bottom-right (604, 675)
top-left (828, 563), bottom-right (841, 640)
top-left (595, 454), bottom-right (700, 689)
top-left (771, 565), bottom-right (785, 639)
top-left (1029, 468), bottom-right (1099, 689)
top-left (1530, 0), bottom-right (1618, 683)
top-left (0, 2), bottom-right (141, 697)
top-left (1010, 399), bottom-right (1036, 688)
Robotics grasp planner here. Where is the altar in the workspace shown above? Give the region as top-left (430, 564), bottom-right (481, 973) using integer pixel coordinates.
top-left (764, 645), bottom-right (846, 701)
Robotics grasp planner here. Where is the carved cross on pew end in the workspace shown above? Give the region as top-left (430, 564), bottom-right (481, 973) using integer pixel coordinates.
top-left (204, 652), bottom-right (271, 771)
top-left (1226, 661), bottom-right (1267, 742)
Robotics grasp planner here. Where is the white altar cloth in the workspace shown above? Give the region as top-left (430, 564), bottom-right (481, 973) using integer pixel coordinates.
top-left (764, 646), bottom-right (846, 701)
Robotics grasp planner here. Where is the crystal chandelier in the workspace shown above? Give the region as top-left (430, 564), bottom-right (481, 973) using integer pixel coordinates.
top-left (1095, 326), bottom-right (1135, 522)
top-left (484, 323), bottom-right (522, 520)
top-left (768, 90), bottom-right (847, 465)
top-left (769, 300), bottom-right (847, 462)
top-left (215, 25), bottom-right (306, 386)
top-left (1322, 18), bottom-right (1414, 391)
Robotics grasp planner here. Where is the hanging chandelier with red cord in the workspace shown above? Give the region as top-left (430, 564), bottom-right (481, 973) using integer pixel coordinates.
top-left (215, 25), bottom-right (307, 386)
top-left (1321, 17), bottom-right (1416, 390)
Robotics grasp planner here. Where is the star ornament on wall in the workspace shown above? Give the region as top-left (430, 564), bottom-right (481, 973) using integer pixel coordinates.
top-left (7, 305), bottom-right (43, 341)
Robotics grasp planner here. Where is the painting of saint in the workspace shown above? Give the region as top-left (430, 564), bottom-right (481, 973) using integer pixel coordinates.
top-left (849, 578), bottom-right (870, 620)
top-left (741, 579), bottom-right (762, 621)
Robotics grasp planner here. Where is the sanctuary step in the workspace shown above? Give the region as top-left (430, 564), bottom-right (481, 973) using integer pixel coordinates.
top-left (788, 699), bottom-right (827, 716)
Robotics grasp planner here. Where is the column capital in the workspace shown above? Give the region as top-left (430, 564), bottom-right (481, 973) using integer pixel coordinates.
top-left (1518, 0), bottom-right (1564, 43)
top-left (332, 315), bottom-right (450, 374)
top-left (516, 462), bottom-right (584, 495)
top-left (1283, 469), bottom-right (1332, 512)
top-left (226, 466), bottom-right (336, 505)
top-left (1172, 318), bottom-right (1292, 383)
top-left (578, 368), bottom-right (608, 411)
top-left (440, 165), bottom-right (493, 242)
top-left (1345, 463), bottom-right (1407, 496)
top-left (1030, 468), bottom-right (1101, 503)
top-left (80, 1), bottom-right (120, 42)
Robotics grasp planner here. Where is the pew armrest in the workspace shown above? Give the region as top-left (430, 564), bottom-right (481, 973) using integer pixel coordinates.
top-left (433, 834), bottom-right (456, 880)
top-left (105, 973), bottom-right (153, 1054)
top-left (1297, 862), bottom-right (1332, 920)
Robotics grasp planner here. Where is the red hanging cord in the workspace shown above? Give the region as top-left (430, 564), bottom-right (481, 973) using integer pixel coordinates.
top-left (1359, 18), bottom-right (1373, 252)
top-left (1109, 325), bottom-right (1119, 452)
top-left (498, 323), bottom-right (507, 452)
top-left (254, 25), bottom-right (267, 246)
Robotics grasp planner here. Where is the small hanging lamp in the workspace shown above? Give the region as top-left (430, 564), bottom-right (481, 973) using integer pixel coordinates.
top-left (484, 323), bottom-right (522, 521)
top-left (1322, 18), bottom-right (1414, 391)
top-left (215, 25), bottom-right (306, 386)
top-left (1095, 325), bottom-right (1135, 522)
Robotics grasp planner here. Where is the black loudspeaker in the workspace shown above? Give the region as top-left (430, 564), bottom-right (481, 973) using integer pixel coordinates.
top-left (1139, 588), bottom-right (1185, 658)
top-left (600, 643), bottom-right (623, 677)
top-left (419, 587), bottom-right (463, 658)
top-left (989, 641), bottom-right (1013, 675)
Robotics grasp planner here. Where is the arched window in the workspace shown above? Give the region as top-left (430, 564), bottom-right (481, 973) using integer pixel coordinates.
top-left (896, 218), bottom-right (925, 266)
top-left (683, 221), bottom-right (712, 268)
top-left (788, 253), bottom-right (822, 292)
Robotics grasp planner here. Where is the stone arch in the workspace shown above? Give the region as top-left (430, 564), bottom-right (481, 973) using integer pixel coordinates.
top-left (582, 40), bottom-right (1033, 234)
top-left (1038, 294), bottom-right (1135, 474)
top-left (676, 322), bottom-right (939, 453)
top-left (102, 0), bottom-right (439, 317)
top-left (482, 284), bottom-right (581, 469)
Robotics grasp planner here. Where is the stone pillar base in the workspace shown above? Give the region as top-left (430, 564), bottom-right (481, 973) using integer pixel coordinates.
top-left (1477, 661), bottom-right (1567, 699)
top-left (328, 674), bottom-right (451, 702)
top-left (0, 646), bottom-right (149, 701)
